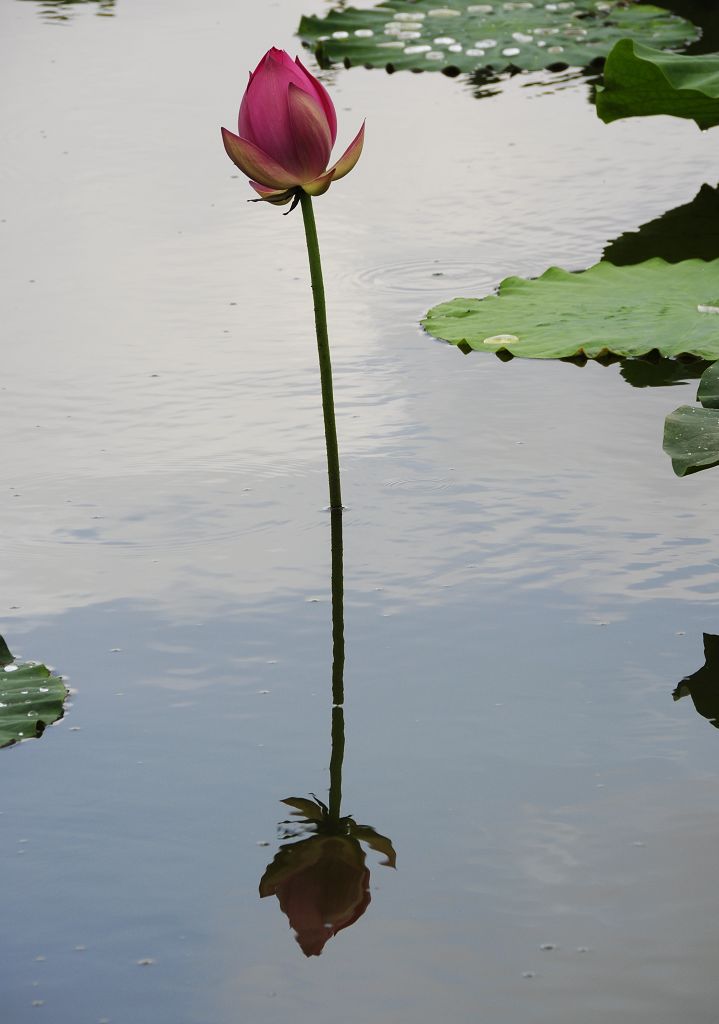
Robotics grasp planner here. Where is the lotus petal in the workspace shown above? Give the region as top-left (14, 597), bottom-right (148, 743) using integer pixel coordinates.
top-left (249, 181), bottom-right (296, 206)
top-left (239, 49), bottom-right (318, 170)
top-left (302, 168), bottom-right (336, 197)
top-left (328, 121), bottom-right (365, 181)
top-left (221, 128), bottom-right (298, 190)
top-left (295, 55), bottom-right (337, 145)
top-left (287, 83), bottom-right (333, 182)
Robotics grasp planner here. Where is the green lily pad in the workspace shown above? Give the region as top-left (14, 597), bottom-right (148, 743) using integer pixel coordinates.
top-left (0, 639), bottom-right (68, 749)
top-left (596, 39), bottom-right (719, 129)
top-left (298, 1), bottom-right (697, 77)
top-left (422, 258), bottom-right (719, 360)
top-left (664, 360), bottom-right (719, 476)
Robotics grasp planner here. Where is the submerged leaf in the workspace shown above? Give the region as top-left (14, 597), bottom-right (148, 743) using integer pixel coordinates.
top-left (596, 40), bottom-right (719, 130)
top-left (298, 1), bottom-right (697, 78)
top-left (422, 259), bottom-right (719, 361)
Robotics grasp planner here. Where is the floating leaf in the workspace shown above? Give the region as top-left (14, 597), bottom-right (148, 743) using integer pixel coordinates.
top-left (422, 258), bottom-right (719, 360)
top-left (298, 0), bottom-right (697, 77)
top-left (0, 640), bottom-right (68, 749)
top-left (603, 183), bottom-right (719, 266)
top-left (596, 39), bottom-right (719, 129)
top-left (663, 360), bottom-right (719, 476)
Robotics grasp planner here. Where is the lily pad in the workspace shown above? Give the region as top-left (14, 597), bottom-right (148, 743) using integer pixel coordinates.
top-left (664, 360), bottom-right (719, 476)
top-left (422, 258), bottom-right (719, 360)
top-left (596, 39), bottom-right (719, 129)
top-left (298, 1), bottom-right (698, 77)
top-left (0, 639), bottom-right (68, 749)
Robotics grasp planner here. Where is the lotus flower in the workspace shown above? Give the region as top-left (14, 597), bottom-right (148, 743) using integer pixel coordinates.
top-left (221, 47), bottom-right (365, 207)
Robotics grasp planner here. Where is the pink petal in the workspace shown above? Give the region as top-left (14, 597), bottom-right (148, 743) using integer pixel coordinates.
top-left (286, 83), bottom-right (332, 182)
top-left (266, 47), bottom-right (296, 72)
top-left (238, 71), bottom-right (257, 143)
top-left (221, 127), bottom-right (298, 189)
top-left (302, 168), bottom-right (336, 197)
top-left (295, 56), bottom-right (337, 145)
top-left (328, 121), bottom-right (365, 181)
top-left (249, 181), bottom-right (296, 206)
top-left (252, 47), bottom-right (293, 76)
top-left (240, 51), bottom-right (317, 168)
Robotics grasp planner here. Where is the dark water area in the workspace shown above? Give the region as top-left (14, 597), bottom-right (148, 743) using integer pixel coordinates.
top-left (651, 0), bottom-right (719, 52)
top-left (2, 0), bottom-right (719, 1021)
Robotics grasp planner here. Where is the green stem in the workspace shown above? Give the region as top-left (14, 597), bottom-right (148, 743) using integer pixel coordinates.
top-left (299, 191), bottom-right (342, 512)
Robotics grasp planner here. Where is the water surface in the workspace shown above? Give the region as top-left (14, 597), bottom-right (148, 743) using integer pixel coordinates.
top-left (2, 0), bottom-right (719, 1021)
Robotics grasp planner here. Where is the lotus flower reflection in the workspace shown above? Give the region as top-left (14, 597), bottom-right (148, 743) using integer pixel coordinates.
top-left (260, 796), bottom-right (395, 957)
top-left (260, 835), bottom-right (370, 957)
top-left (221, 48), bottom-right (365, 207)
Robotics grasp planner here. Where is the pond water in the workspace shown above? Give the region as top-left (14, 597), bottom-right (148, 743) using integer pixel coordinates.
top-left (2, 0), bottom-right (719, 1021)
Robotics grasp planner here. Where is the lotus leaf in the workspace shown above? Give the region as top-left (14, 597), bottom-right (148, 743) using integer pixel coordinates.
top-left (298, 1), bottom-right (698, 77)
top-left (422, 259), bottom-right (719, 360)
top-left (664, 360), bottom-right (719, 476)
top-left (597, 39), bottom-right (719, 130)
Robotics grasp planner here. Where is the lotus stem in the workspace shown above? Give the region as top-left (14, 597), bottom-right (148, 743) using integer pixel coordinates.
top-left (299, 191), bottom-right (343, 512)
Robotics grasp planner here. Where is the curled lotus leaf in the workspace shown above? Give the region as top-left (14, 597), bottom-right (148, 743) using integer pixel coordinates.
top-left (597, 39), bottom-right (719, 131)
top-left (664, 360), bottom-right (719, 477)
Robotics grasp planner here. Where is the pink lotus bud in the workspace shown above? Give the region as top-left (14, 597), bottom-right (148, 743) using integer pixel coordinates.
top-left (221, 48), bottom-right (365, 207)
